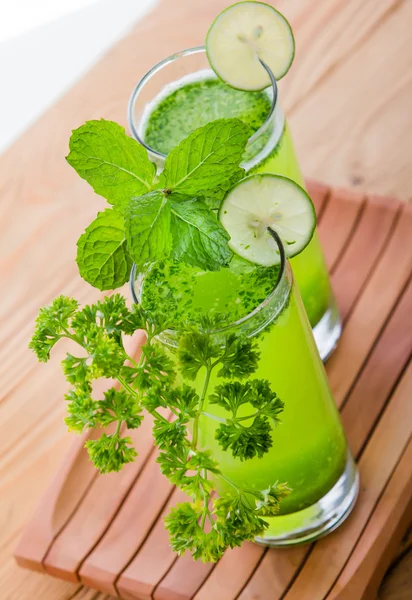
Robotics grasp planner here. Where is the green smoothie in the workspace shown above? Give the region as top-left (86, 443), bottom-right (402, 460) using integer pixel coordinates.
top-left (142, 74), bottom-right (331, 327)
top-left (140, 256), bottom-right (347, 525)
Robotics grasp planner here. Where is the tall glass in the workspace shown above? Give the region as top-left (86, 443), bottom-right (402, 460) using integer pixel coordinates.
top-left (128, 46), bottom-right (341, 361)
top-left (130, 234), bottom-right (358, 544)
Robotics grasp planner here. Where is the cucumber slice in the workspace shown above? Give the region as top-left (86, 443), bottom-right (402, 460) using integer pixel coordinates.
top-left (219, 174), bottom-right (316, 266)
top-left (206, 1), bottom-right (295, 91)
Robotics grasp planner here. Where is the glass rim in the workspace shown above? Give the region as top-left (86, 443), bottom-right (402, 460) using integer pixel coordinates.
top-left (127, 45), bottom-right (278, 159)
top-left (129, 228), bottom-right (289, 338)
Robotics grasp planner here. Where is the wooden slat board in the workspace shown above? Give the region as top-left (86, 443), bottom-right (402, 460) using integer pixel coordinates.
top-left (14, 184), bottom-right (412, 600)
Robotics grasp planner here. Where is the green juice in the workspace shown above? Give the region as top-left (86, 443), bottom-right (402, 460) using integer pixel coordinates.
top-left (140, 258), bottom-right (348, 528)
top-left (142, 75), bottom-right (331, 327)
top-left (197, 289), bottom-right (347, 523)
top-left (138, 73), bottom-right (349, 534)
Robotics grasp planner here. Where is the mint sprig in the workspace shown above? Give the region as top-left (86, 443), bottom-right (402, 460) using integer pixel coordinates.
top-left (123, 118), bottom-right (248, 270)
top-left (66, 117), bottom-right (249, 286)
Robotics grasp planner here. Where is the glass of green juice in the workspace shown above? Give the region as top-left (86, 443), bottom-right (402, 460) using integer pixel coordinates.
top-left (128, 46), bottom-right (341, 361)
top-left (130, 228), bottom-right (358, 545)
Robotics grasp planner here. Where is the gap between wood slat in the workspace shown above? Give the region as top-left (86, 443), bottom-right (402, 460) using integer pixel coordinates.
top-left (306, 181), bottom-right (331, 221)
top-left (318, 189), bottom-right (365, 272)
top-left (339, 273), bottom-right (412, 418)
top-left (391, 526), bottom-right (412, 569)
top-left (332, 198), bottom-right (402, 323)
top-left (111, 486), bottom-right (177, 598)
top-left (43, 472), bottom-right (100, 565)
top-left (151, 554), bottom-right (180, 600)
top-left (73, 442), bottom-right (161, 582)
top-left (193, 544), bottom-right (265, 600)
top-left (66, 585), bottom-right (86, 600)
top-left (116, 489), bottom-right (194, 600)
top-left (352, 354), bottom-right (412, 464)
top-left (233, 548), bottom-right (270, 600)
top-left (330, 197), bottom-right (367, 276)
top-left (344, 277), bottom-right (412, 460)
top-left (41, 425), bottom-right (131, 572)
top-left (34, 429), bottom-right (107, 569)
top-left (153, 549), bottom-right (215, 600)
top-left (42, 422), bottom-right (157, 581)
top-left (316, 188), bottom-right (332, 223)
top-left (236, 544), bottom-right (314, 600)
top-left (71, 589), bottom-right (108, 600)
top-left (339, 202), bottom-right (403, 324)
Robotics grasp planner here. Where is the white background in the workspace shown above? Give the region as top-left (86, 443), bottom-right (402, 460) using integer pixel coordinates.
top-left (0, 0), bottom-right (157, 153)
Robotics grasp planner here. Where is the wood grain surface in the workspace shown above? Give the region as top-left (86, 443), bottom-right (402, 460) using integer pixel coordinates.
top-left (1, 0), bottom-right (411, 599)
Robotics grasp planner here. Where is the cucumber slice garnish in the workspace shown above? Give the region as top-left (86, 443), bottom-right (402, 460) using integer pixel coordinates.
top-left (206, 1), bottom-right (295, 91)
top-left (219, 174), bottom-right (316, 266)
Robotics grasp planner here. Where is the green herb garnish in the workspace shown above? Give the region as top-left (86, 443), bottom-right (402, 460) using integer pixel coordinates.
top-left (30, 295), bottom-right (290, 562)
top-left (30, 116), bottom-right (291, 562)
top-left (67, 118), bottom-right (248, 289)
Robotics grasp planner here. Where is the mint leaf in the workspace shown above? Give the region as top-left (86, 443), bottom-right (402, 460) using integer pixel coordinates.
top-left (76, 209), bottom-right (132, 291)
top-left (66, 119), bottom-right (156, 212)
top-left (170, 199), bottom-right (232, 271)
top-left (201, 167), bottom-right (246, 210)
top-left (163, 118), bottom-right (249, 195)
top-left (125, 190), bottom-right (172, 268)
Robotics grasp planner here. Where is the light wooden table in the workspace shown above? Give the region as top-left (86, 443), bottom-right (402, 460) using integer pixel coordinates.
top-left (0, 1), bottom-right (411, 599)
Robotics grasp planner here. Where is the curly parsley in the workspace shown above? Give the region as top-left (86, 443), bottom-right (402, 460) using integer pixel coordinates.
top-left (30, 294), bottom-right (290, 562)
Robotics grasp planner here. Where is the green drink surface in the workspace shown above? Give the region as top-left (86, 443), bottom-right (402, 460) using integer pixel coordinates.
top-left (144, 77), bottom-right (271, 155)
top-left (140, 256), bottom-right (278, 330)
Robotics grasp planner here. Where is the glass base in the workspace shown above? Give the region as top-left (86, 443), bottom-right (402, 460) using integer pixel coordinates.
top-left (255, 452), bottom-right (359, 547)
top-left (313, 294), bottom-right (342, 362)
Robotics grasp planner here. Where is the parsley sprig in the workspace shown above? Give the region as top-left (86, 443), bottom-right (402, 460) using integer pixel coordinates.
top-left (30, 295), bottom-right (290, 561)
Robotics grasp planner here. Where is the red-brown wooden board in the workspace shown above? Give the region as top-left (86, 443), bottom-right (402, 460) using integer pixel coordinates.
top-left (14, 184), bottom-right (412, 600)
